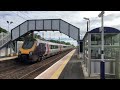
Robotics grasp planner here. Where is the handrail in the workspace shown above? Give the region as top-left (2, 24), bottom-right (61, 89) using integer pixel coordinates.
top-left (91, 59), bottom-right (115, 62)
top-left (0, 33), bottom-right (11, 48)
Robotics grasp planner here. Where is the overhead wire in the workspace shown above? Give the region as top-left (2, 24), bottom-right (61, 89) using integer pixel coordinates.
top-left (18, 11), bottom-right (32, 19)
top-left (9, 11), bottom-right (27, 20)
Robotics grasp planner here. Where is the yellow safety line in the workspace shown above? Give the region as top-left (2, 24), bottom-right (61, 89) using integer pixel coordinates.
top-left (50, 50), bottom-right (76, 79)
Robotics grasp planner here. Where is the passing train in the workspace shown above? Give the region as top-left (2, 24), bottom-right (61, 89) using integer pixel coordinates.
top-left (18, 37), bottom-right (73, 63)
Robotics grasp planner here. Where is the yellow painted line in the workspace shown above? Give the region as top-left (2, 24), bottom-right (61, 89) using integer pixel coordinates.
top-left (50, 50), bottom-right (75, 79)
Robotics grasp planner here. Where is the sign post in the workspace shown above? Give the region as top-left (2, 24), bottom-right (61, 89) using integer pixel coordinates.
top-left (98, 11), bottom-right (105, 79)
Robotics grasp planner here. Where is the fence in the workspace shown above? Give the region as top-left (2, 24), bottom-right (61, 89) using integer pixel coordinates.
top-left (83, 50), bottom-right (120, 79)
top-left (0, 33), bottom-right (11, 48)
top-left (115, 51), bottom-right (120, 79)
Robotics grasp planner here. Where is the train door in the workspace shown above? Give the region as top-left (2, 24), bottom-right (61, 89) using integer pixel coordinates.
top-left (39, 43), bottom-right (46, 56)
top-left (46, 43), bottom-right (50, 55)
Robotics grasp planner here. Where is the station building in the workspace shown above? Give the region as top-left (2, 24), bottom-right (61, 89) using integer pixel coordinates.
top-left (82, 27), bottom-right (120, 77)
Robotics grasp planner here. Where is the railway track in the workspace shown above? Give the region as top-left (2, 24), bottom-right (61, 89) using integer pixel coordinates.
top-left (19, 50), bottom-right (71, 79)
top-left (0, 59), bottom-right (29, 77)
top-left (0, 49), bottom-right (72, 79)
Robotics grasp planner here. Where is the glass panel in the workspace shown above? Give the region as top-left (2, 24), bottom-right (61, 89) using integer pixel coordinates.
top-left (91, 34), bottom-right (119, 45)
top-left (104, 34), bottom-right (112, 45)
top-left (91, 47), bottom-right (101, 59)
top-left (91, 34), bottom-right (119, 46)
top-left (22, 35), bottom-right (36, 49)
top-left (104, 34), bottom-right (119, 45)
top-left (112, 34), bottom-right (119, 45)
top-left (91, 34), bottom-right (101, 45)
top-left (104, 47), bottom-right (120, 59)
top-left (84, 35), bottom-right (88, 46)
top-left (91, 47), bottom-right (120, 59)
top-left (22, 40), bottom-right (34, 49)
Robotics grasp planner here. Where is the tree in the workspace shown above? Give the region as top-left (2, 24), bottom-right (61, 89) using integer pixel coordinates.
top-left (0, 27), bottom-right (8, 33)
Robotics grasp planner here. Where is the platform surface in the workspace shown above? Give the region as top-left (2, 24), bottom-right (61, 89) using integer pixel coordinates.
top-left (0, 56), bottom-right (18, 61)
top-left (59, 50), bottom-right (84, 79)
top-left (35, 49), bottom-right (84, 79)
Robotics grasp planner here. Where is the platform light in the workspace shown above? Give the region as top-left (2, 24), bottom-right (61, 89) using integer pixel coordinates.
top-left (98, 11), bottom-right (105, 17)
top-left (6, 21), bottom-right (13, 56)
top-left (98, 11), bottom-right (105, 79)
top-left (83, 17), bottom-right (90, 32)
top-left (6, 21), bottom-right (13, 32)
top-left (83, 17), bottom-right (89, 20)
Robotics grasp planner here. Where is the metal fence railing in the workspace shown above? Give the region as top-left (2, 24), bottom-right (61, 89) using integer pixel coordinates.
top-left (0, 33), bottom-right (11, 48)
top-left (90, 59), bottom-right (116, 79)
top-left (115, 51), bottom-right (120, 79)
top-left (83, 52), bottom-right (120, 79)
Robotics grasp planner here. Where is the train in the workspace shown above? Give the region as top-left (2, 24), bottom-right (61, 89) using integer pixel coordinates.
top-left (18, 36), bottom-right (73, 63)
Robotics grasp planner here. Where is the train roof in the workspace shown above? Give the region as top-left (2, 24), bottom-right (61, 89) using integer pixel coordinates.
top-left (36, 39), bottom-right (71, 46)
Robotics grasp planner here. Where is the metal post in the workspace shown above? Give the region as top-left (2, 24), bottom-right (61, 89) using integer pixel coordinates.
top-left (8, 22), bottom-right (11, 56)
top-left (7, 21), bottom-right (13, 56)
top-left (8, 23), bottom-right (9, 33)
top-left (87, 33), bottom-right (91, 77)
top-left (89, 20), bottom-right (90, 31)
top-left (15, 41), bottom-right (17, 53)
top-left (87, 21), bottom-right (88, 32)
top-left (5, 45), bottom-right (8, 56)
top-left (77, 29), bottom-right (80, 58)
top-left (83, 17), bottom-right (90, 32)
top-left (10, 42), bottom-right (12, 56)
top-left (98, 11), bottom-right (105, 79)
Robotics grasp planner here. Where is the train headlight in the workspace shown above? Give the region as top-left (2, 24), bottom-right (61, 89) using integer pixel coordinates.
top-left (29, 51), bottom-right (33, 56)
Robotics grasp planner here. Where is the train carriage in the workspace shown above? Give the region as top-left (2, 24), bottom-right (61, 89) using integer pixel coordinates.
top-left (18, 37), bottom-right (73, 63)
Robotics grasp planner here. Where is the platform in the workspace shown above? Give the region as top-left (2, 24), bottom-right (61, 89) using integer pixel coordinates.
top-left (35, 49), bottom-right (84, 79)
top-left (58, 51), bottom-right (84, 79)
top-left (0, 56), bottom-right (18, 61)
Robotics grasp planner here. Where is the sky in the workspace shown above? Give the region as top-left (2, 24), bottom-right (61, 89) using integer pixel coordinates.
top-left (0, 11), bottom-right (120, 46)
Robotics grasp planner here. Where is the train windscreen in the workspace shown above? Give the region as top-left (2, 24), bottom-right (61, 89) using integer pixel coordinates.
top-left (22, 35), bottom-right (36, 49)
top-left (22, 40), bottom-right (34, 49)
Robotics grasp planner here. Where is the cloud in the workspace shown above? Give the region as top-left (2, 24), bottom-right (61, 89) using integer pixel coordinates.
top-left (0, 11), bottom-right (14, 18)
top-left (0, 11), bottom-right (120, 46)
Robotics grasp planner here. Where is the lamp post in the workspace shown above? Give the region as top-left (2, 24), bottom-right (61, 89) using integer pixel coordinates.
top-left (98, 11), bottom-right (105, 79)
top-left (83, 17), bottom-right (90, 32)
top-left (7, 21), bottom-right (13, 33)
top-left (7, 21), bottom-right (13, 56)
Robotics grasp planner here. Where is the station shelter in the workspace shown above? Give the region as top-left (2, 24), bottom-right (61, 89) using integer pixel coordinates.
top-left (83, 27), bottom-right (120, 77)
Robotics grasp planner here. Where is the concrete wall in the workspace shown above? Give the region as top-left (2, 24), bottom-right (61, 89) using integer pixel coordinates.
top-left (0, 41), bottom-right (23, 57)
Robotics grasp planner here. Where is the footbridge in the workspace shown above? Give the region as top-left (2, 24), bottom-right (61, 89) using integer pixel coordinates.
top-left (0, 19), bottom-right (80, 56)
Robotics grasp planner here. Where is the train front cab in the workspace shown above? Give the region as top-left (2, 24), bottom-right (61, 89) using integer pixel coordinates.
top-left (18, 38), bottom-right (37, 63)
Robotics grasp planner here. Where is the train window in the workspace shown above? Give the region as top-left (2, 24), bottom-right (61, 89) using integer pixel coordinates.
top-left (50, 45), bottom-right (53, 49)
top-left (50, 45), bottom-right (58, 49)
top-left (55, 45), bottom-right (58, 49)
top-left (63, 46), bottom-right (66, 48)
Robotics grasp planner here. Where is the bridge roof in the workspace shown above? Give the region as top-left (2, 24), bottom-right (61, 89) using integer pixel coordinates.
top-left (88, 27), bottom-right (120, 33)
